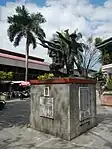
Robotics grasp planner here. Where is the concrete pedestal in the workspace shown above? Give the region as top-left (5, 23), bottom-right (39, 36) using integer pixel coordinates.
top-left (30, 78), bottom-right (97, 140)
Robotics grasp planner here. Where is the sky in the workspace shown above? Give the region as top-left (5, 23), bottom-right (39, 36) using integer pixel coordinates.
top-left (0, 0), bottom-right (106, 6)
top-left (0, 0), bottom-right (112, 70)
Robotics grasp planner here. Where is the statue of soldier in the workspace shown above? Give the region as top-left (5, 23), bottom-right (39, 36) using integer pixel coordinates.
top-left (38, 37), bottom-right (64, 74)
top-left (56, 30), bottom-right (83, 76)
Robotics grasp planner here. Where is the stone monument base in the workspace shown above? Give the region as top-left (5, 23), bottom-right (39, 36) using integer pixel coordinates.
top-left (30, 78), bottom-right (97, 140)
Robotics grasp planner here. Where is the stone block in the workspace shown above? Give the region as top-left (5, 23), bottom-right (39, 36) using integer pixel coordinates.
top-left (30, 78), bottom-right (97, 140)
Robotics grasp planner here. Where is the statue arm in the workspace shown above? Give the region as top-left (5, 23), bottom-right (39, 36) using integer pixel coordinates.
top-left (39, 42), bottom-right (63, 54)
top-left (44, 40), bottom-right (61, 48)
top-left (56, 32), bottom-right (70, 45)
top-left (48, 45), bottom-right (64, 54)
top-left (38, 37), bottom-right (61, 49)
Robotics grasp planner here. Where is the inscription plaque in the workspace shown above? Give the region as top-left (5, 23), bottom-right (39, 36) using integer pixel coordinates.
top-left (44, 86), bottom-right (49, 96)
top-left (39, 97), bottom-right (54, 119)
top-left (79, 87), bottom-right (90, 121)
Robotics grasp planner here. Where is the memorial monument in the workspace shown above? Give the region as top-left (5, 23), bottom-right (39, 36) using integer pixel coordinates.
top-left (30, 29), bottom-right (97, 140)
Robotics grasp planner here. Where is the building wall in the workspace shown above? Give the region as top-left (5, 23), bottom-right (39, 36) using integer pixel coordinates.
top-left (0, 50), bottom-right (50, 80)
top-left (0, 56), bottom-right (49, 71)
top-left (0, 64), bottom-right (49, 81)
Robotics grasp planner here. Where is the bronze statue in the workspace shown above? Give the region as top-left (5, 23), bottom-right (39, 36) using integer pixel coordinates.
top-left (38, 37), bottom-right (64, 75)
top-left (56, 30), bottom-right (83, 76)
top-left (38, 29), bottom-right (84, 77)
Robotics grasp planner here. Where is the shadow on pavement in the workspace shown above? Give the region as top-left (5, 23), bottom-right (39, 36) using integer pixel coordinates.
top-left (0, 100), bottom-right (30, 130)
top-left (0, 137), bottom-right (39, 149)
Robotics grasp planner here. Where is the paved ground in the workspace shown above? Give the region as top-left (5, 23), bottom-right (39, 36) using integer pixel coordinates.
top-left (0, 99), bottom-right (112, 149)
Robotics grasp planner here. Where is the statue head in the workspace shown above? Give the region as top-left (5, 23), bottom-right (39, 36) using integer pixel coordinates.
top-left (70, 32), bottom-right (77, 40)
top-left (76, 32), bottom-right (82, 40)
top-left (70, 31), bottom-right (82, 41)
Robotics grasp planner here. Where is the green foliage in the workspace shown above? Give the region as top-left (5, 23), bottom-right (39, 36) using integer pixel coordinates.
top-left (37, 73), bottom-right (54, 80)
top-left (0, 71), bottom-right (13, 81)
top-left (7, 72), bottom-right (13, 80)
top-left (95, 37), bottom-right (102, 45)
top-left (93, 69), bottom-right (106, 82)
top-left (7, 5), bottom-right (46, 81)
top-left (107, 79), bottom-right (112, 90)
top-left (7, 5), bottom-right (46, 48)
top-left (0, 71), bottom-right (7, 80)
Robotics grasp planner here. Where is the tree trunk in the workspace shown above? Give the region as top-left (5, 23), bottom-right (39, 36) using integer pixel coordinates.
top-left (25, 39), bottom-right (29, 81)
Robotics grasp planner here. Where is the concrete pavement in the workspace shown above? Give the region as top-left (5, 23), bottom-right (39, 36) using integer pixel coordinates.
top-left (0, 99), bottom-right (112, 149)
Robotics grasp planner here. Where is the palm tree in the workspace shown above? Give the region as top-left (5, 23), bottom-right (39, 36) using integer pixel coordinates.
top-left (7, 5), bottom-right (46, 81)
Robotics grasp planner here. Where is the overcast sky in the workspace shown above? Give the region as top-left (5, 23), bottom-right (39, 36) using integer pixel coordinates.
top-left (0, 0), bottom-right (112, 70)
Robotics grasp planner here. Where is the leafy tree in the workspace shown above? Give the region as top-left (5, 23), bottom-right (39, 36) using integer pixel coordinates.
top-left (7, 5), bottom-right (46, 81)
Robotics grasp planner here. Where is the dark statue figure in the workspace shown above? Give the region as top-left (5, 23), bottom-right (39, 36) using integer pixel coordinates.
top-left (38, 29), bottom-right (84, 77)
top-left (57, 30), bottom-right (83, 76)
top-left (38, 37), bottom-right (65, 76)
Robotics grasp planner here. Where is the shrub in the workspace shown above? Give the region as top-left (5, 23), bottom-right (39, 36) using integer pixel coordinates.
top-left (0, 71), bottom-right (13, 81)
top-left (107, 79), bottom-right (112, 90)
top-left (37, 73), bottom-right (54, 80)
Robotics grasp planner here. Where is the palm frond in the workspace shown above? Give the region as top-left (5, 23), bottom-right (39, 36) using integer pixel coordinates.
top-left (8, 15), bottom-right (31, 27)
top-left (32, 25), bottom-right (46, 39)
top-left (14, 32), bottom-right (24, 47)
top-left (7, 5), bottom-right (45, 52)
top-left (7, 24), bottom-right (22, 42)
top-left (27, 32), bottom-right (37, 49)
top-left (30, 13), bottom-right (46, 38)
top-left (16, 5), bottom-right (29, 17)
top-left (37, 26), bottom-right (46, 38)
top-left (30, 13), bottom-right (46, 24)
top-left (8, 6), bottom-right (31, 27)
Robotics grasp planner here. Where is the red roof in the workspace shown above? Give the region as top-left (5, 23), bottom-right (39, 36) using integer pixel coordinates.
top-left (0, 52), bottom-right (49, 66)
top-left (0, 48), bottom-right (44, 62)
